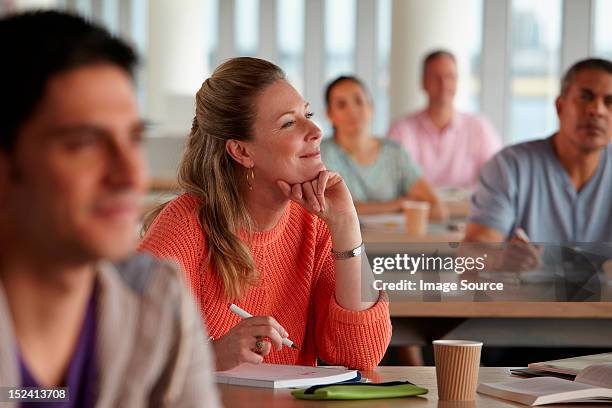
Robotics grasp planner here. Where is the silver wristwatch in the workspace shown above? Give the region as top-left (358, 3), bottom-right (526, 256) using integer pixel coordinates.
top-left (331, 242), bottom-right (365, 260)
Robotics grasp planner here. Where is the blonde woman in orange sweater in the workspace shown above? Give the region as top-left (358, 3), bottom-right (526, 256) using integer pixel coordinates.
top-left (140, 57), bottom-right (391, 371)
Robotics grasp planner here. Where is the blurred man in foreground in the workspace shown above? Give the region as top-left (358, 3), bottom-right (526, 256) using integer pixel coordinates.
top-left (0, 11), bottom-right (218, 407)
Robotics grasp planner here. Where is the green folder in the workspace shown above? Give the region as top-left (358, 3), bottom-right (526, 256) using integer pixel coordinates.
top-left (291, 381), bottom-right (428, 400)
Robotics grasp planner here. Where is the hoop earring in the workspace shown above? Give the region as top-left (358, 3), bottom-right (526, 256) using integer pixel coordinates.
top-left (246, 167), bottom-right (255, 190)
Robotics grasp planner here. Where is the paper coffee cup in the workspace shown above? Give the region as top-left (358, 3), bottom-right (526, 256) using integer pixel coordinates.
top-left (402, 200), bottom-right (430, 236)
top-left (433, 340), bottom-right (482, 401)
top-left (437, 401), bottom-right (477, 408)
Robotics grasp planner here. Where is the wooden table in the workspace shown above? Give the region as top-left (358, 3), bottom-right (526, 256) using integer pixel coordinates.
top-left (362, 222), bottom-right (612, 347)
top-left (362, 229), bottom-right (463, 245)
top-left (389, 301), bottom-right (612, 318)
top-left (218, 366), bottom-right (605, 407)
top-left (360, 213), bottom-right (465, 253)
top-left (444, 199), bottom-right (471, 219)
top-left (385, 279), bottom-right (612, 346)
top-left (359, 213), bottom-right (612, 321)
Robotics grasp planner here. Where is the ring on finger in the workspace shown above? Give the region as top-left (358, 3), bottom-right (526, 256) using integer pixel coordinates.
top-left (255, 340), bottom-right (265, 352)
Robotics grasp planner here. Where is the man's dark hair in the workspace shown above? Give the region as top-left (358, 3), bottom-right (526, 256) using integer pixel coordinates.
top-left (560, 58), bottom-right (612, 96)
top-left (324, 75), bottom-right (371, 109)
top-left (422, 49), bottom-right (456, 78)
top-left (0, 10), bottom-right (138, 152)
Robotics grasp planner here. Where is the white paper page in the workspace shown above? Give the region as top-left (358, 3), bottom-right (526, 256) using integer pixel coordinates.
top-left (486, 377), bottom-right (598, 397)
top-left (530, 353), bottom-right (612, 375)
top-left (217, 363), bottom-right (346, 379)
top-left (216, 363), bottom-right (357, 388)
top-left (576, 363), bottom-right (612, 388)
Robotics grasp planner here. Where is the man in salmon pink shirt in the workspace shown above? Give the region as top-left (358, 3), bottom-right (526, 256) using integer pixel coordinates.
top-left (387, 50), bottom-right (502, 189)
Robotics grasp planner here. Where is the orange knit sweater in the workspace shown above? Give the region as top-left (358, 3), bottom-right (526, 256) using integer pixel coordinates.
top-left (139, 194), bottom-right (391, 370)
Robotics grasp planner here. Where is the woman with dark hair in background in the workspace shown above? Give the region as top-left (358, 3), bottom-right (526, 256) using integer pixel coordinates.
top-left (321, 75), bottom-right (447, 219)
top-left (140, 57), bottom-right (391, 371)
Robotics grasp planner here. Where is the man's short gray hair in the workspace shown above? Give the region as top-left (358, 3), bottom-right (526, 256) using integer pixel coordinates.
top-left (560, 58), bottom-right (612, 96)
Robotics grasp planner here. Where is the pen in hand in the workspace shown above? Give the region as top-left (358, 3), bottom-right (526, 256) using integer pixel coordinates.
top-left (229, 304), bottom-right (300, 350)
top-left (514, 228), bottom-right (530, 243)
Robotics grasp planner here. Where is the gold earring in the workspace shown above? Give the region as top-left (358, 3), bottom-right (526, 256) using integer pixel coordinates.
top-left (246, 167), bottom-right (254, 190)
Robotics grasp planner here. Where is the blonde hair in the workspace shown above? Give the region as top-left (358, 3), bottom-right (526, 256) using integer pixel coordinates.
top-left (163, 57), bottom-right (285, 300)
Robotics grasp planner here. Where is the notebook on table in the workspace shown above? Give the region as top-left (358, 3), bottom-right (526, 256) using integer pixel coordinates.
top-left (478, 363), bottom-right (612, 406)
top-left (215, 363), bottom-right (359, 389)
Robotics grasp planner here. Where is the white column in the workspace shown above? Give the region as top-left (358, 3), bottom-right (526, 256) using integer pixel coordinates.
top-left (389, 0), bottom-right (480, 120)
top-left (147, 0), bottom-right (209, 135)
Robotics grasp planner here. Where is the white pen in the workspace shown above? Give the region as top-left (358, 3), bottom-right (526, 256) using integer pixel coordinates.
top-left (229, 303), bottom-right (300, 350)
top-left (514, 227), bottom-right (530, 243)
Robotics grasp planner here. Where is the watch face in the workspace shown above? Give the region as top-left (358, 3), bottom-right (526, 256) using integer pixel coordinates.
top-left (333, 243), bottom-right (364, 260)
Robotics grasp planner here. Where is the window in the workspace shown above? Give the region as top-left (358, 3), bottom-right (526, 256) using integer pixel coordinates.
top-left (74, 0), bottom-right (92, 19)
top-left (235, 0), bottom-right (259, 56)
top-left (205, 0), bottom-right (219, 69)
top-left (373, 0), bottom-right (391, 135)
top-left (324, 0), bottom-right (356, 81)
top-left (459, 0), bottom-right (484, 114)
top-left (277, 0), bottom-right (305, 93)
top-left (96, 0), bottom-right (119, 34)
top-left (594, 0), bottom-right (612, 60)
top-left (130, 0), bottom-right (149, 54)
top-left (320, 0), bottom-right (357, 135)
top-left (508, 0), bottom-right (562, 143)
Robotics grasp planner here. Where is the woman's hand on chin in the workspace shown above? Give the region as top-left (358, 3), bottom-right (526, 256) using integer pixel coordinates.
top-left (277, 170), bottom-right (357, 226)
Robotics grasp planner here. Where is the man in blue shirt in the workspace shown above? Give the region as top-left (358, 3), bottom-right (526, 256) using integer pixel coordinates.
top-left (457, 59), bottom-right (612, 364)
top-left (465, 58), bottom-right (612, 270)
